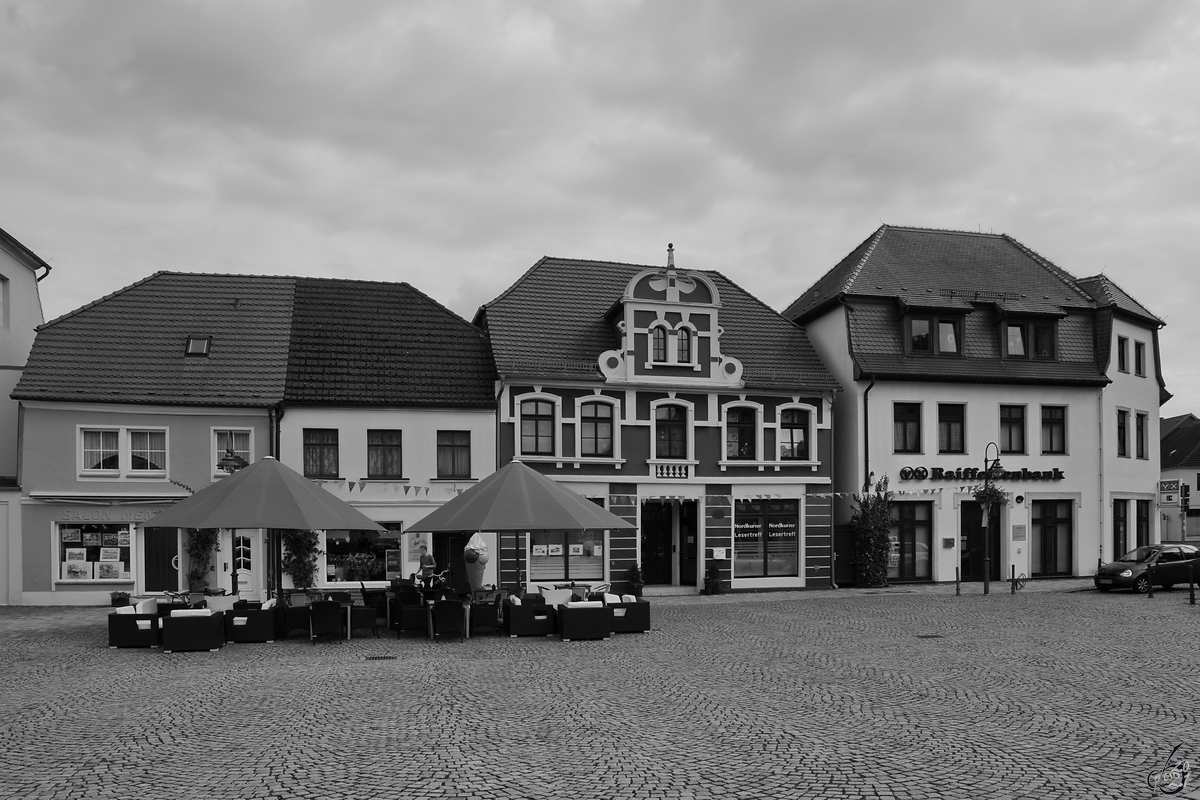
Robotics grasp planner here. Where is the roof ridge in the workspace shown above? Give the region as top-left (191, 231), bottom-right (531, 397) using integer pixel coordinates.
top-left (846, 224), bottom-right (889, 291)
top-left (780, 225), bottom-right (885, 319)
top-left (884, 224), bottom-right (1009, 239)
top-left (999, 234), bottom-right (1095, 305)
top-left (709, 269), bottom-right (802, 328)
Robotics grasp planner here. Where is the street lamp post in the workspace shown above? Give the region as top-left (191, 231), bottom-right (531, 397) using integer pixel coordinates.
top-left (218, 450), bottom-right (248, 595)
top-left (980, 442), bottom-right (1004, 596)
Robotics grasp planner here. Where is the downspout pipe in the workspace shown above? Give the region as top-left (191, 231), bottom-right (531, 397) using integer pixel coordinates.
top-left (862, 374), bottom-right (876, 491)
top-left (826, 389), bottom-right (838, 590)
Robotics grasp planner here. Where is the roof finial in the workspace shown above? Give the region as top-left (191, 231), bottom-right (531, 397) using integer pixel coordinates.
top-left (667, 242), bottom-right (674, 269)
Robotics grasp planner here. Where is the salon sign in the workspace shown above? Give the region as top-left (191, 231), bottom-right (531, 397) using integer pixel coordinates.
top-left (898, 466), bottom-right (1066, 482)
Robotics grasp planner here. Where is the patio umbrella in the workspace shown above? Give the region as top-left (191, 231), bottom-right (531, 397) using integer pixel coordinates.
top-left (407, 459), bottom-right (635, 533)
top-left (138, 457), bottom-right (385, 532)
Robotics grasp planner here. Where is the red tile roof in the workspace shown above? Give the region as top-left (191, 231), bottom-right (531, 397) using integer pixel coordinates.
top-left (477, 256), bottom-right (839, 391)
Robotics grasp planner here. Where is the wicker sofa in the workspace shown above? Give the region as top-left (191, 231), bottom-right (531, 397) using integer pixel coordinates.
top-left (108, 598), bottom-right (162, 648)
top-left (503, 596), bottom-right (556, 637)
top-left (225, 601), bottom-right (280, 644)
top-left (609, 599), bottom-right (651, 633)
top-left (161, 609), bottom-right (226, 653)
top-left (556, 601), bottom-right (612, 641)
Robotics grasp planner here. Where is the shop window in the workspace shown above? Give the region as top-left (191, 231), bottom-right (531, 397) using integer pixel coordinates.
top-left (58, 523), bottom-right (131, 581)
top-left (528, 530), bottom-right (604, 582)
top-left (651, 327), bottom-right (667, 362)
top-left (215, 429), bottom-right (251, 472)
top-left (654, 405), bottom-right (688, 459)
top-left (436, 431), bottom-right (471, 479)
top-left (1006, 321), bottom-right (1056, 360)
top-left (520, 400), bottom-right (556, 456)
top-left (725, 407), bottom-right (757, 461)
top-left (1041, 406), bottom-right (1066, 455)
top-left (1136, 499), bottom-right (1150, 548)
top-left (367, 430), bottom-right (403, 478)
top-left (733, 499), bottom-right (799, 578)
top-left (1117, 336), bottom-right (1128, 372)
top-left (937, 404), bottom-right (964, 454)
top-left (893, 403), bottom-right (921, 454)
top-left (888, 502), bottom-right (932, 581)
top-left (779, 408), bottom-right (810, 461)
top-left (908, 316), bottom-right (960, 356)
top-left (129, 430), bottom-right (166, 472)
top-left (324, 527), bottom-right (402, 583)
top-left (579, 402), bottom-right (614, 457)
top-left (303, 429), bottom-right (339, 478)
top-left (1134, 341), bottom-right (1146, 377)
top-left (1116, 409), bottom-right (1129, 458)
top-left (999, 405), bottom-right (1025, 454)
top-left (1136, 412), bottom-right (1147, 460)
top-left (82, 429), bottom-right (119, 471)
top-left (1031, 500), bottom-right (1073, 577)
top-left (677, 328), bottom-right (692, 363)
top-left (1112, 499), bottom-right (1128, 556)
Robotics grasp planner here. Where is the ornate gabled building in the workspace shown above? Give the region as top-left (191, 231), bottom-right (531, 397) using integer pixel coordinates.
top-left (785, 225), bottom-right (1167, 585)
top-left (475, 246), bottom-right (841, 594)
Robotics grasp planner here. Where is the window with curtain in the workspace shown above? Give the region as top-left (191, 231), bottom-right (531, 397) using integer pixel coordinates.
top-left (303, 429), bottom-right (339, 478)
top-left (999, 405), bottom-right (1025, 454)
top-left (937, 404), bottom-right (964, 454)
top-left (129, 430), bottom-right (166, 472)
top-left (215, 429), bottom-right (251, 471)
top-left (367, 430), bottom-right (403, 478)
top-left (779, 409), bottom-right (809, 460)
top-left (82, 430), bottom-right (119, 471)
top-left (725, 407), bottom-right (756, 460)
top-left (1041, 407), bottom-right (1066, 454)
top-left (436, 431), bottom-right (471, 479)
top-left (893, 403), bottom-right (921, 453)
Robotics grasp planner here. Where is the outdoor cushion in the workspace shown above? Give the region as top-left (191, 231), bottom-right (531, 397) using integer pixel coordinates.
top-left (564, 600), bottom-right (603, 608)
top-left (261, 598), bottom-right (276, 610)
top-left (621, 594), bottom-right (636, 603)
top-left (232, 616), bottom-right (249, 626)
top-left (540, 589), bottom-right (573, 606)
top-left (603, 593), bottom-right (621, 605)
top-left (205, 595), bottom-right (238, 613)
top-left (509, 596), bottom-right (521, 606)
top-left (114, 605), bottom-right (137, 615)
top-left (135, 598), bottom-right (158, 614)
top-left (171, 608), bottom-right (214, 617)
top-left (136, 619), bottom-right (153, 631)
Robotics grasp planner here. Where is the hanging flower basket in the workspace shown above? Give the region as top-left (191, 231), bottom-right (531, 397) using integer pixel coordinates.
top-left (973, 483), bottom-right (1008, 511)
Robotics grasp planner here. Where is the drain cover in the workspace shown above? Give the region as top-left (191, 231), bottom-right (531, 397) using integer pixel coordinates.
top-left (365, 655), bottom-right (397, 660)
top-left (915, 634), bottom-right (944, 639)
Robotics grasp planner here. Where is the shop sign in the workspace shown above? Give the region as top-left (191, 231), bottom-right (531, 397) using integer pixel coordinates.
top-left (59, 508), bottom-right (156, 522)
top-left (898, 466), bottom-right (1065, 482)
top-left (1160, 480), bottom-right (1180, 507)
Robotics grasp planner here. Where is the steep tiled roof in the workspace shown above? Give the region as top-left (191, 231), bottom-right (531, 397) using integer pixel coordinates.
top-left (784, 225), bottom-right (1096, 322)
top-left (1076, 275), bottom-right (1164, 327)
top-left (1161, 414), bottom-right (1200, 470)
top-left (285, 278), bottom-right (495, 407)
top-left (15, 273), bottom-right (294, 406)
top-left (478, 257), bottom-right (839, 391)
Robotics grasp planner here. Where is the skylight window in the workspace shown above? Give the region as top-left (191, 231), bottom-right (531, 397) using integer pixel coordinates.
top-left (185, 336), bottom-right (212, 356)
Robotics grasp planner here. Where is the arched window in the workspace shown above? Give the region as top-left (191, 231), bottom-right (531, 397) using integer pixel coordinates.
top-left (655, 405), bottom-right (687, 459)
top-left (677, 328), bottom-right (691, 363)
top-left (780, 408), bottom-right (809, 460)
top-left (651, 327), bottom-right (667, 362)
top-left (580, 402), bottom-right (614, 457)
top-left (520, 400), bottom-right (556, 455)
top-left (725, 407), bottom-right (756, 460)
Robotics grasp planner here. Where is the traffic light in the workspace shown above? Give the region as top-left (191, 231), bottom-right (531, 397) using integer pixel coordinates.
top-left (1183, 484), bottom-right (1191, 512)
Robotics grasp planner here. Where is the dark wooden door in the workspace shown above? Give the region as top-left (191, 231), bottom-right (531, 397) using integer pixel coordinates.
top-left (679, 501), bottom-right (697, 586)
top-left (641, 501), bottom-right (673, 585)
top-left (436, 533), bottom-right (470, 594)
top-left (144, 527), bottom-right (179, 592)
top-left (960, 502), bottom-right (1001, 582)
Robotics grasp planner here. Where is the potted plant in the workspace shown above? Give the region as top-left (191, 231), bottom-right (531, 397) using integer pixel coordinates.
top-left (626, 563), bottom-right (645, 598)
top-left (109, 590), bottom-right (131, 607)
top-left (973, 482), bottom-right (1008, 515)
top-left (281, 528), bottom-right (324, 590)
top-left (185, 528), bottom-right (221, 592)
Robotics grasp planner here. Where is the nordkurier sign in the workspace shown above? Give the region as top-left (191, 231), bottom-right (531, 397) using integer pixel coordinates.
top-left (899, 466), bottom-right (1066, 481)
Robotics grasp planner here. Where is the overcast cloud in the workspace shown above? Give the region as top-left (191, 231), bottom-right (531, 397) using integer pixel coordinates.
top-left (2, 1), bottom-right (1198, 411)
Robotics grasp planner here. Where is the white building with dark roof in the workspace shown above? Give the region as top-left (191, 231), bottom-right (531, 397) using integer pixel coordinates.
top-left (785, 225), bottom-right (1167, 586)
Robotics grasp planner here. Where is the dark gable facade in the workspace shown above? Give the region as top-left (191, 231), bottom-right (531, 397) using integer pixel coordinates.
top-left (477, 247), bottom-right (841, 594)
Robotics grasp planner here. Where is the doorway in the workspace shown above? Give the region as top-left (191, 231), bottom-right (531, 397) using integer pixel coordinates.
top-left (434, 533), bottom-right (469, 594)
top-left (641, 501), bottom-right (673, 585)
top-left (960, 501), bottom-right (1001, 582)
top-left (143, 527), bottom-right (179, 592)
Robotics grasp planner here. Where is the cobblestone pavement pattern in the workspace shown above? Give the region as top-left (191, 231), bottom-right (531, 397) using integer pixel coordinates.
top-left (2, 580), bottom-right (1198, 800)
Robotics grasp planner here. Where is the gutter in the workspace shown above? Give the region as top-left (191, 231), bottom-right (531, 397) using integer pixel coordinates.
top-left (862, 374), bottom-right (876, 491)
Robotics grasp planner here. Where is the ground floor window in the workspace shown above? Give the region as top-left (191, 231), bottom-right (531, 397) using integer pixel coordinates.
top-left (1032, 499), bottom-right (1073, 576)
top-left (889, 502), bottom-right (932, 580)
top-left (324, 526), bottom-right (403, 583)
top-left (1136, 499), bottom-right (1151, 548)
top-left (733, 499), bottom-right (799, 578)
top-left (59, 523), bottom-right (131, 581)
top-left (1113, 499), bottom-right (1128, 557)
top-left (528, 531), bottom-right (604, 583)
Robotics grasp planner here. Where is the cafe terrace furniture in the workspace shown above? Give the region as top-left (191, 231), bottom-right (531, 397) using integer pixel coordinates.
top-left (556, 601), bottom-right (611, 642)
top-left (469, 591), bottom-right (506, 636)
top-left (432, 599), bottom-right (467, 642)
top-left (608, 598), bottom-right (651, 634)
top-left (225, 599), bottom-right (280, 644)
top-left (309, 600), bottom-right (345, 644)
top-left (108, 598), bottom-right (161, 648)
top-left (161, 609), bottom-right (226, 653)
top-left (389, 588), bottom-right (424, 631)
top-left (504, 596), bottom-right (556, 637)
top-left (349, 602), bottom-right (381, 638)
top-left (281, 595), bottom-right (313, 639)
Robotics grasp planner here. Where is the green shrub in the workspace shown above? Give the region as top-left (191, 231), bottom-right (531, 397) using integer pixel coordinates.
top-left (850, 475), bottom-right (893, 588)
top-left (281, 529), bottom-right (324, 589)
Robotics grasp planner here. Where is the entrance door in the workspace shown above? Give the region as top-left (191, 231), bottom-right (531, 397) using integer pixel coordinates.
top-left (641, 501), bottom-right (673, 585)
top-left (144, 527), bottom-right (179, 592)
top-left (960, 501), bottom-right (1001, 582)
top-left (233, 533), bottom-right (259, 596)
top-left (435, 533), bottom-right (470, 594)
top-left (679, 501), bottom-right (697, 586)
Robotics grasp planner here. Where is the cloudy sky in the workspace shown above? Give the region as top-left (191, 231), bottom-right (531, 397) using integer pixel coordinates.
top-left (3, 1), bottom-right (1198, 412)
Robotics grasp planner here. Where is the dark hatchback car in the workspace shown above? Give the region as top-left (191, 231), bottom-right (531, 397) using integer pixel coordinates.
top-left (1094, 543), bottom-right (1200, 593)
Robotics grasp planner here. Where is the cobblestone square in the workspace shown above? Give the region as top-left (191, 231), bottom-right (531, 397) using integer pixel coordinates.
top-left (2, 582), bottom-right (1197, 800)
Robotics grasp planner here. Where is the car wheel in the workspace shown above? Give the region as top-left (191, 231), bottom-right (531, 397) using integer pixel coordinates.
top-left (1097, 586), bottom-right (1112, 592)
top-left (1134, 575), bottom-right (1150, 594)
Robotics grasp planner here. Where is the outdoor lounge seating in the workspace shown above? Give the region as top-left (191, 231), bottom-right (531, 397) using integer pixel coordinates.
top-left (432, 599), bottom-right (467, 642)
top-left (349, 602), bottom-right (380, 638)
top-left (504, 596), bottom-right (556, 637)
top-left (608, 598), bottom-right (651, 634)
top-left (108, 598), bottom-right (161, 648)
top-left (161, 609), bottom-right (226, 653)
top-left (225, 600), bottom-right (280, 643)
top-left (281, 595), bottom-right (312, 639)
top-left (556, 601), bottom-right (611, 641)
top-left (309, 600), bottom-right (344, 644)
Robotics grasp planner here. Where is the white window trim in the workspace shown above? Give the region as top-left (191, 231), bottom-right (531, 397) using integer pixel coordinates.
top-left (718, 401), bottom-right (765, 470)
top-left (649, 398), bottom-right (695, 463)
top-left (1116, 406), bottom-right (1131, 458)
top-left (211, 427), bottom-right (255, 480)
top-left (1134, 340), bottom-right (1146, 377)
top-left (773, 402), bottom-right (819, 466)
top-left (516, 392), bottom-right (563, 459)
top-left (998, 403), bottom-right (1028, 456)
top-left (645, 321), bottom-right (703, 372)
top-left (1038, 405), bottom-right (1069, 456)
top-left (78, 425), bottom-right (169, 480)
top-left (574, 395), bottom-right (622, 464)
top-left (1116, 335), bottom-right (1129, 373)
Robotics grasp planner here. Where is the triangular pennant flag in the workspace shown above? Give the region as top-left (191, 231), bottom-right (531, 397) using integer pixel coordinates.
top-left (348, 481), bottom-right (356, 493)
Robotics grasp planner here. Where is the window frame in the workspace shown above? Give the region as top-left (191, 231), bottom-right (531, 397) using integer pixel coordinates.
top-left (518, 396), bottom-right (559, 457)
top-left (999, 405), bottom-right (1026, 455)
top-left (80, 428), bottom-right (120, 474)
top-left (185, 336), bottom-right (211, 357)
top-left (1004, 319), bottom-right (1056, 360)
top-left (1135, 411), bottom-right (1148, 460)
top-left (650, 325), bottom-right (668, 363)
top-left (893, 403), bottom-right (922, 454)
top-left (722, 403), bottom-right (761, 462)
top-left (213, 428), bottom-right (253, 477)
top-left (937, 403), bottom-right (965, 455)
top-left (651, 400), bottom-right (693, 462)
top-left (647, 322), bottom-right (699, 368)
top-left (777, 404), bottom-right (816, 462)
top-left (366, 429), bottom-right (404, 479)
top-left (436, 430), bottom-right (472, 479)
top-left (1117, 336), bottom-right (1129, 373)
top-left (1134, 341), bottom-right (1146, 377)
top-left (79, 426), bottom-right (169, 479)
top-left (128, 429), bottom-right (167, 474)
top-left (906, 315), bottom-right (961, 356)
top-left (1040, 406), bottom-right (1066, 455)
top-left (303, 428), bottom-right (340, 479)
top-left (1116, 408), bottom-right (1129, 458)
top-left (576, 397), bottom-right (619, 459)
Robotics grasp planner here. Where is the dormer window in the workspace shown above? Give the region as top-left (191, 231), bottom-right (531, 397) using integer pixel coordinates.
top-left (1005, 320), bottom-right (1055, 360)
top-left (907, 316), bottom-right (960, 356)
top-left (185, 336), bottom-right (211, 356)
